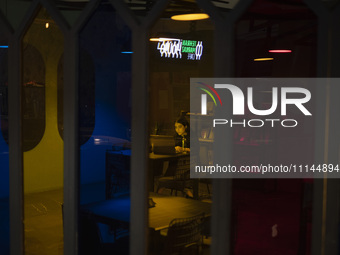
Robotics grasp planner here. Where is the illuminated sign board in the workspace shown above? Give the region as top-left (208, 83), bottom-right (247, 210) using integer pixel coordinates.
top-left (156, 38), bottom-right (203, 60)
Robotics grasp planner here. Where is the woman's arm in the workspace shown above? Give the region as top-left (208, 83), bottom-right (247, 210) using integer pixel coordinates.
top-left (175, 146), bottom-right (190, 153)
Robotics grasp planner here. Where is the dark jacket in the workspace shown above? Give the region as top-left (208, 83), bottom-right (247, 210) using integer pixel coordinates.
top-left (174, 130), bottom-right (199, 157)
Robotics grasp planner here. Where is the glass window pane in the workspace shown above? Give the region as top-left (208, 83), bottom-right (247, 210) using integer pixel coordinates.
top-left (232, 1), bottom-right (317, 254)
top-left (149, 1), bottom-right (213, 254)
top-left (78, 2), bottom-right (132, 254)
top-left (0, 36), bottom-right (9, 255)
top-left (23, 7), bottom-right (64, 255)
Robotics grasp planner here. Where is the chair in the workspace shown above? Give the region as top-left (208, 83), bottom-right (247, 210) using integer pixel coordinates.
top-left (199, 179), bottom-right (211, 196)
top-left (156, 155), bottom-right (193, 197)
top-left (162, 213), bottom-right (205, 255)
top-left (106, 151), bottom-right (130, 199)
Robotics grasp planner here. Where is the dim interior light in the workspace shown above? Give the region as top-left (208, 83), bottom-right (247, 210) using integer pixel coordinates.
top-left (171, 13), bottom-right (209, 21)
top-left (121, 51), bottom-right (133, 54)
top-left (254, 58), bottom-right (274, 61)
top-left (45, 22), bottom-right (49, 28)
top-left (268, 49), bottom-right (292, 53)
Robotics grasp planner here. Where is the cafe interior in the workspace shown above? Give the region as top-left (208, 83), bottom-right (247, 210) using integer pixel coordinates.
top-left (0, 0), bottom-right (340, 254)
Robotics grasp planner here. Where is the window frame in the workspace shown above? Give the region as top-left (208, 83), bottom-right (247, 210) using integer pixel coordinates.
top-left (3, 0), bottom-right (338, 254)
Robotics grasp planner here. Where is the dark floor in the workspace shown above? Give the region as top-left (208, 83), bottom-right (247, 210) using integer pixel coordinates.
top-left (0, 179), bottom-right (312, 255)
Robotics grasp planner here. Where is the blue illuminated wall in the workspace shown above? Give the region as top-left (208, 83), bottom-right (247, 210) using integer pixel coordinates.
top-left (0, 128), bottom-right (8, 199)
top-left (79, 5), bottom-right (131, 186)
top-left (0, 48), bottom-right (8, 199)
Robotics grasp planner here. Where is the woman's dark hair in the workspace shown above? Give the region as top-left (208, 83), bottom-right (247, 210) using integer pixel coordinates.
top-left (175, 116), bottom-right (189, 128)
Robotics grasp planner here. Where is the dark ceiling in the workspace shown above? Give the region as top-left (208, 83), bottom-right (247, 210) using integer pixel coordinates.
top-left (16, 0), bottom-right (324, 19)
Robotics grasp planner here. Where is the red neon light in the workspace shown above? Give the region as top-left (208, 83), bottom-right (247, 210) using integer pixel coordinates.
top-left (268, 50), bottom-right (292, 53)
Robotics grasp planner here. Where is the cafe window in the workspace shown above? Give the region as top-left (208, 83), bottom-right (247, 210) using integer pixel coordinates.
top-left (2, 0), bottom-right (340, 255)
top-left (231, 0), bottom-right (317, 254)
top-left (22, 7), bottom-right (64, 255)
top-left (78, 1), bottom-right (132, 254)
top-left (148, 1), bottom-right (214, 254)
top-left (57, 50), bottom-right (96, 145)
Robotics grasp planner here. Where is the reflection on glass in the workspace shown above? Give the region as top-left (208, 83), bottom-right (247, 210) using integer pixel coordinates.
top-left (23, 7), bottom-right (64, 255)
top-left (0, 38), bottom-right (9, 254)
top-left (233, 1), bottom-right (317, 254)
top-left (149, 1), bottom-right (213, 254)
top-left (78, 2), bottom-right (131, 254)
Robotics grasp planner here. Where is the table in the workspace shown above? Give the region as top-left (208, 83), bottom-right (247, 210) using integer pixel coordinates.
top-left (106, 150), bottom-right (196, 197)
top-left (80, 194), bottom-right (211, 231)
top-left (148, 194), bottom-right (211, 231)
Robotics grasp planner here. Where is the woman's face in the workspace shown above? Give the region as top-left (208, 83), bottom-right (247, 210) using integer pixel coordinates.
top-left (175, 122), bottom-right (187, 136)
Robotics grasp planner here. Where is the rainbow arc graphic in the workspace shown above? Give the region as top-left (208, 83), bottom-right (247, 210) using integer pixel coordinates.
top-left (197, 82), bottom-right (222, 114)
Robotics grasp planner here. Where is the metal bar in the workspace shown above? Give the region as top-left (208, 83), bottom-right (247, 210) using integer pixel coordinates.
top-left (130, 27), bottom-right (150, 255)
top-left (8, 34), bottom-right (24, 255)
top-left (63, 30), bottom-right (79, 255)
top-left (208, 0), bottom-right (254, 254)
top-left (323, 5), bottom-right (340, 254)
top-left (129, 1), bottom-right (168, 254)
top-left (303, 1), bottom-right (331, 255)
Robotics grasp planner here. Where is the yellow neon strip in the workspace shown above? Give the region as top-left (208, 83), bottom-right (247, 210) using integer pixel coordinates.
top-left (171, 13), bottom-right (209, 21)
top-left (254, 58), bottom-right (274, 61)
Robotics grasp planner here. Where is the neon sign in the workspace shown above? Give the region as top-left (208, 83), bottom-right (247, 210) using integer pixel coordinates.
top-left (156, 38), bottom-right (203, 60)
